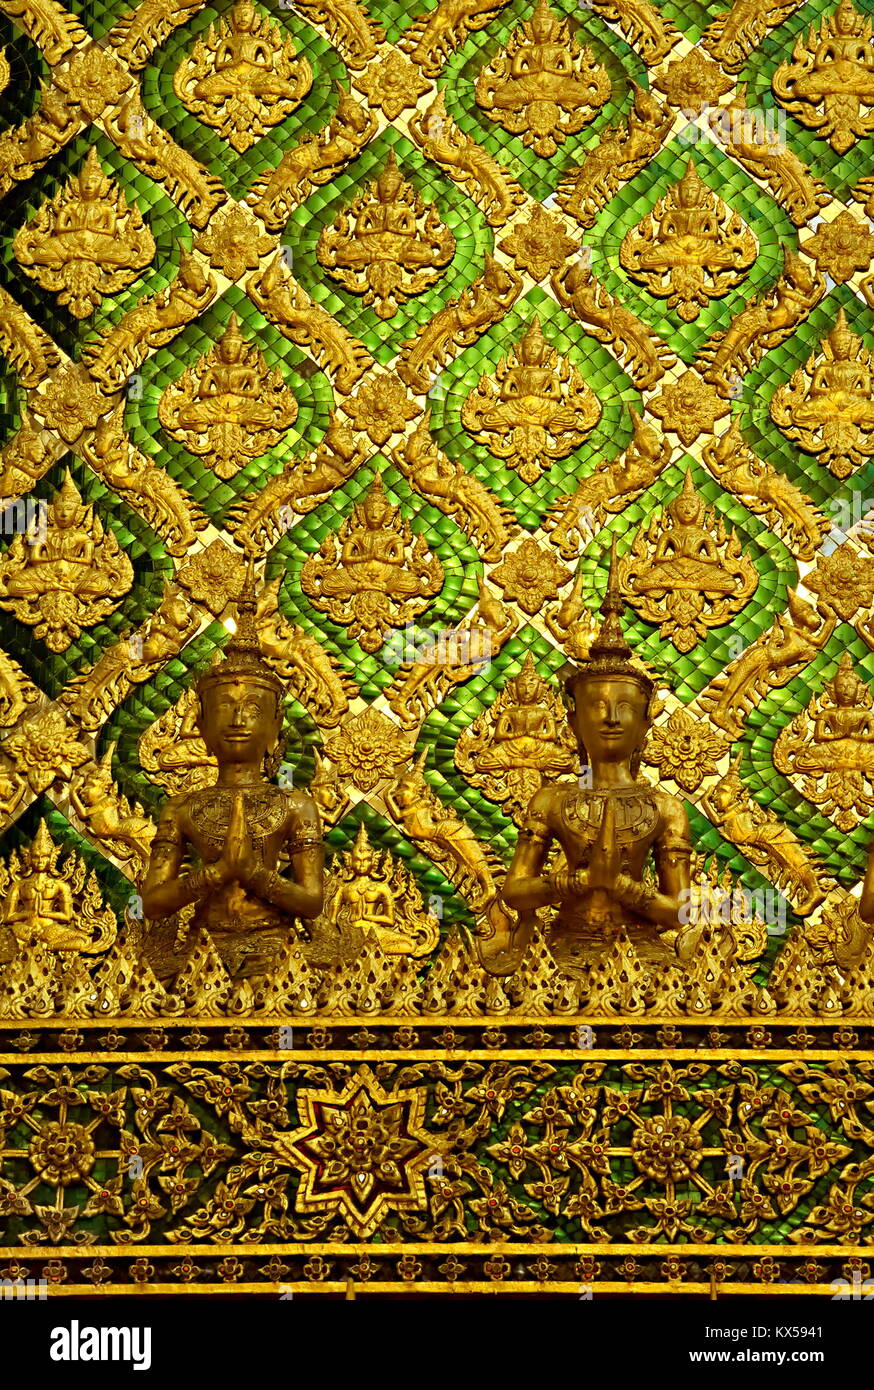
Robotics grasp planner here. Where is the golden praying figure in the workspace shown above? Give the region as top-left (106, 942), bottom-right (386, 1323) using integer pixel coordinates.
top-left (141, 565), bottom-right (324, 979)
top-left (483, 540), bottom-right (694, 975)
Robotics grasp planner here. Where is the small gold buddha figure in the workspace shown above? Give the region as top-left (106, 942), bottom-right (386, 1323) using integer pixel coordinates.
top-left (2, 819), bottom-right (115, 953)
top-left (141, 567), bottom-right (324, 979)
top-left (497, 541), bottom-right (693, 974)
top-left (176, 315), bottom-right (282, 432)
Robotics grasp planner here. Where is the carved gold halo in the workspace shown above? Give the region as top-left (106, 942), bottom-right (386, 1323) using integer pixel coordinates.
top-left (157, 313), bottom-right (299, 479)
top-left (769, 308), bottom-right (874, 480)
top-left (13, 148), bottom-right (156, 319)
top-left (774, 654), bottom-right (874, 832)
top-left (317, 152), bottom-right (455, 321)
top-left (173, 1), bottom-right (313, 154)
top-left (455, 653), bottom-right (577, 822)
top-left (300, 476), bottom-right (444, 654)
top-left (619, 160), bottom-right (758, 323)
top-left (618, 471), bottom-right (759, 652)
top-left (475, 0), bottom-right (611, 158)
top-left (772, 0), bottom-right (874, 154)
top-left (0, 819), bottom-right (116, 958)
top-left (460, 317), bottom-right (601, 484)
top-left (0, 471), bottom-right (134, 653)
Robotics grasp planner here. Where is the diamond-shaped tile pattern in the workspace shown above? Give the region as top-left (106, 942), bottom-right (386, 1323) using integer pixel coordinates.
top-left (0, 0), bottom-right (869, 972)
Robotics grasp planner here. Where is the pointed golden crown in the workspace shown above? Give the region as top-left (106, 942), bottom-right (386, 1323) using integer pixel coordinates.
top-left (562, 538), bottom-right (655, 702)
top-left (197, 560), bottom-right (283, 702)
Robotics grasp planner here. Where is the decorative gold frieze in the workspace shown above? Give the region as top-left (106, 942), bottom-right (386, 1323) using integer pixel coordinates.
top-left (552, 258), bottom-right (675, 390)
top-left (70, 746), bottom-right (155, 874)
top-left (774, 655), bottom-right (874, 831)
top-left (770, 309), bottom-right (874, 480)
top-left (317, 152), bottom-right (455, 320)
top-left (173, 1), bottom-right (313, 153)
top-left (697, 246), bottom-right (825, 396)
top-left (13, 148), bottom-right (155, 318)
top-left (300, 478), bottom-right (443, 653)
top-left (475, 0), bottom-right (610, 158)
top-left (386, 751), bottom-right (499, 909)
top-left (772, 0), bottom-right (874, 154)
top-left (157, 314), bottom-right (299, 480)
top-left (703, 757), bottom-right (827, 916)
top-left (0, 820), bottom-right (116, 957)
top-left (461, 318), bottom-right (601, 484)
top-left (455, 655), bottom-right (577, 821)
top-left (408, 92), bottom-right (526, 227)
top-left (395, 413), bottom-right (516, 562)
top-left (619, 161), bottom-right (757, 323)
top-left (618, 471), bottom-right (758, 652)
top-left (548, 407), bottom-right (671, 561)
top-left (713, 86), bottom-right (829, 227)
top-left (0, 471), bottom-right (133, 652)
top-left (557, 83), bottom-right (671, 230)
top-left (396, 253), bottom-right (522, 394)
top-left (277, 1065), bottom-right (435, 1239)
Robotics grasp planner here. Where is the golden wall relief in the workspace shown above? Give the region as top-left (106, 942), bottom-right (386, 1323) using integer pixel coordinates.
top-left (0, 0), bottom-right (873, 1303)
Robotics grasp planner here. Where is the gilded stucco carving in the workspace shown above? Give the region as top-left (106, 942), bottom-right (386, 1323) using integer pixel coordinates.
top-left (0, 0), bottom-right (873, 1300)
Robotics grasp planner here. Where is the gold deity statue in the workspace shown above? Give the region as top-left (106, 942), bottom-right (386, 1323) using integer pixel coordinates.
top-left (0, 470), bottom-right (134, 652)
top-left (475, 0), bottom-right (610, 157)
top-left (173, 1), bottom-right (313, 154)
top-left (455, 653), bottom-right (577, 821)
top-left (618, 470), bottom-right (758, 653)
top-left (320, 822), bottom-right (440, 959)
top-left (141, 567), bottom-right (324, 980)
top-left (774, 653), bottom-right (874, 831)
top-left (301, 476), bottom-right (444, 653)
top-left (13, 148), bottom-right (156, 318)
top-left (619, 159), bottom-right (757, 323)
top-left (0, 819), bottom-right (117, 956)
top-left (158, 314), bottom-right (299, 480)
top-left (317, 151), bottom-right (455, 320)
top-left (485, 542), bottom-right (694, 975)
